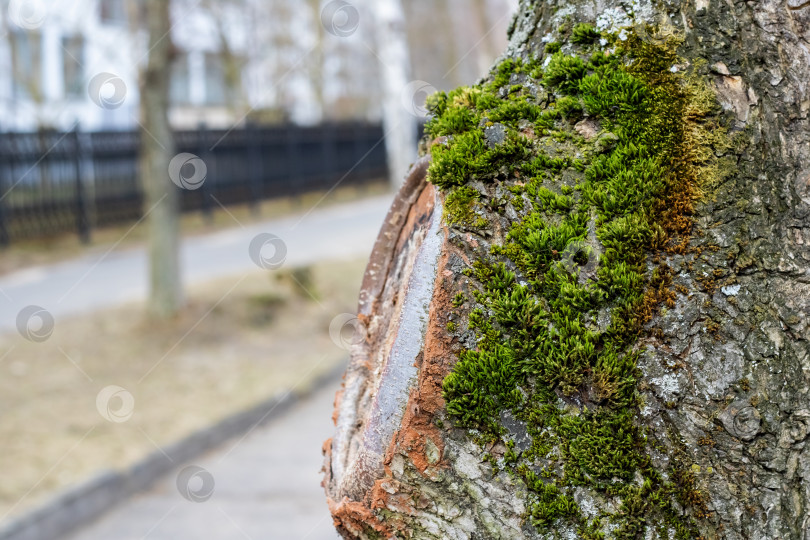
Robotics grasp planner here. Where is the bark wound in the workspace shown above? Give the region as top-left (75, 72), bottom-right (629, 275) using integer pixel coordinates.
top-left (324, 156), bottom-right (455, 536)
top-left (713, 68), bottom-right (753, 126)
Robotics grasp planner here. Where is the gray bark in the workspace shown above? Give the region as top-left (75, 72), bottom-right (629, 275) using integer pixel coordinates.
top-left (140, 0), bottom-right (183, 318)
top-left (323, 0), bottom-right (810, 538)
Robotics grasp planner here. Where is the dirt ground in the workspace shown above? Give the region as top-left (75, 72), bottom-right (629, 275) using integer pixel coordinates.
top-left (0, 257), bottom-right (367, 521)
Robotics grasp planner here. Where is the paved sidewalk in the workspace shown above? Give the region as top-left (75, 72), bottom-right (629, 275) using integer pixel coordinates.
top-left (68, 381), bottom-right (341, 540)
top-left (0, 194), bottom-right (392, 332)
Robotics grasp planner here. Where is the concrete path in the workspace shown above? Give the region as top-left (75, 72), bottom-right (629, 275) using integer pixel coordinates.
top-left (0, 194), bottom-right (392, 333)
top-left (68, 381), bottom-right (341, 540)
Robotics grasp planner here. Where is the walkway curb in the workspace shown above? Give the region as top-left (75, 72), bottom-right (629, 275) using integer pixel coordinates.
top-left (0, 361), bottom-right (346, 540)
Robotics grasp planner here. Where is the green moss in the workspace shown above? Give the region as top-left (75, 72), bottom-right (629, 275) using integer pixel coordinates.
top-left (520, 464), bottom-right (579, 527)
top-left (444, 185), bottom-right (484, 228)
top-left (492, 58), bottom-right (521, 88)
top-left (428, 131), bottom-right (488, 188)
top-left (580, 68), bottom-right (649, 117)
top-left (555, 95), bottom-right (584, 121)
top-left (557, 409), bottom-right (647, 484)
top-left (571, 23), bottom-right (601, 45)
top-left (425, 26), bottom-right (726, 538)
top-left (544, 53), bottom-right (587, 94)
top-left (426, 125), bottom-right (532, 190)
top-left (443, 343), bottom-right (522, 433)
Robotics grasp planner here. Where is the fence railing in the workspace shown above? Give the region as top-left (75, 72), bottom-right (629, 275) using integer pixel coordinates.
top-left (0, 122), bottom-right (389, 245)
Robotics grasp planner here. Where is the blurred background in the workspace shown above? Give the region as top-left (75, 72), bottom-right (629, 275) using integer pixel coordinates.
top-left (0, 0), bottom-right (516, 538)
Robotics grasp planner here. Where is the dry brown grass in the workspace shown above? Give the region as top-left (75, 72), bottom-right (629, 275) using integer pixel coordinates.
top-left (0, 257), bottom-right (367, 520)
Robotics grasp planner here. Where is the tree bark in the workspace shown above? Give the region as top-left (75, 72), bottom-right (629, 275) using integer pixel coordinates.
top-left (324, 0), bottom-right (810, 538)
top-left (140, 0), bottom-right (182, 319)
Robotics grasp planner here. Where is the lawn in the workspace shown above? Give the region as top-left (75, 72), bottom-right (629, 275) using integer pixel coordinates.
top-left (0, 257), bottom-right (366, 521)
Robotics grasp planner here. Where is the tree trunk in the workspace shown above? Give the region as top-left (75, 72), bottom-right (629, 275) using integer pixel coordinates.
top-left (140, 0), bottom-right (182, 319)
top-left (323, 0), bottom-right (810, 538)
top-left (370, 0), bottom-right (418, 188)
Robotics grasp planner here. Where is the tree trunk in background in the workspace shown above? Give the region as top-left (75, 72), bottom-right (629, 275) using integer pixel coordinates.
top-left (306, 0), bottom-right (326, 123)
top-left (370, 0), bottom-right (417, 188)
top-left (324, 0), bottom-right (810, 538)
top-left (471, 0), bottom-right (497, 77)
top-left (140, 0), bottom-right (182, 319)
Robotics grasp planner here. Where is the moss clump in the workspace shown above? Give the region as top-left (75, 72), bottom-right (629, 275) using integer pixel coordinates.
top-left (544, 52), bottom-right (588, 93)
top-left (555, 95), bottom-right (585, 122)
top-left (519, 464), bottom-right (579, 526)
top-left (444, 185), bottom-right (488, 228)
top-left (571, 23), bottom-right (601, 45)
top-left (428, 128), bottom-right (531, 189)
top-left (426, 23), bottom-right (727, 538)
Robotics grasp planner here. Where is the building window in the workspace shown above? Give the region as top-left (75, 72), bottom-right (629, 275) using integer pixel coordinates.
top-left (9, 30), bottom-right (43, 101)
top-left (203, 53), bottom-right (227, 106)
top-left (99, 0), bottom-right (128, 24)
top-left (62, 35), bottom-right (85, 98)
top-left (170, 52), bottom-right (191, 105)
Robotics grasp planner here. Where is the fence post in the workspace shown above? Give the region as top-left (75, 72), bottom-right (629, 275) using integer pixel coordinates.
top-left (353, 122), bottom-right (366, 183)
top-left (322, 123), bottom-right (336, 188)
top-left (197, 123), bottom-right (213, 224)
top-left (73, 126), bottom-right (90, 244)
top-left (287, 126), bottom-right (300, 197)
top-left (246, 121), bottom-right (262, 215)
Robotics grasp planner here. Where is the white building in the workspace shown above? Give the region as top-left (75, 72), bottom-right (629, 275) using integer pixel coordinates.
top-left (0, 0), bottom-right (354, 132)
top-left (0, 0), bottom-right (514, 133)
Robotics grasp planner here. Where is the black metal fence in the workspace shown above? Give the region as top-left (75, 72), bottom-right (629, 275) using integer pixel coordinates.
top-left (0, 122), bottom-right (388, 245)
